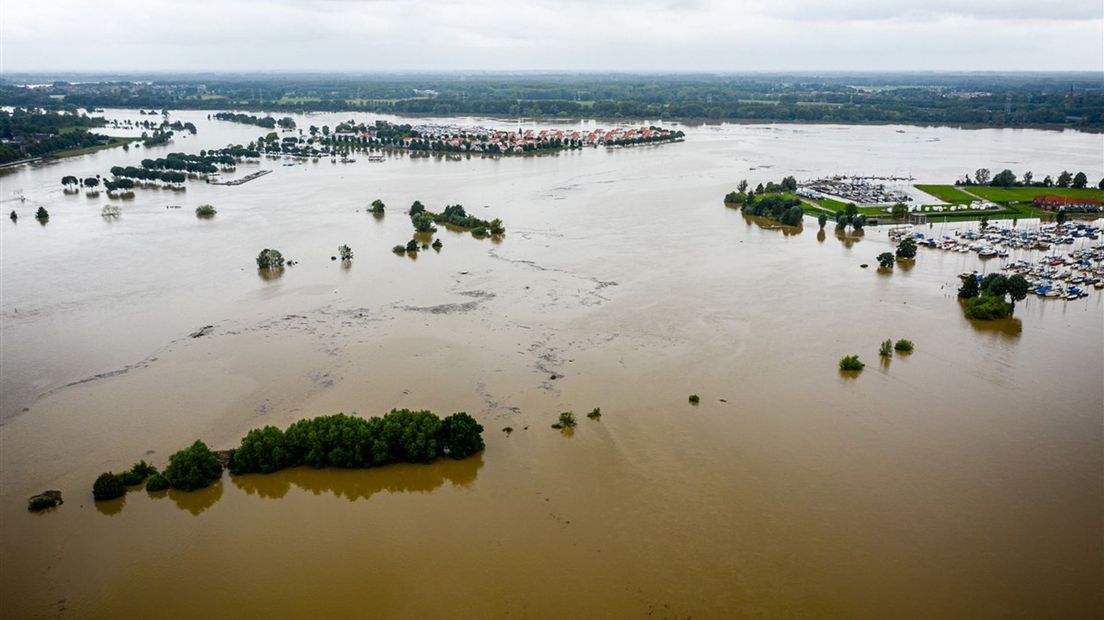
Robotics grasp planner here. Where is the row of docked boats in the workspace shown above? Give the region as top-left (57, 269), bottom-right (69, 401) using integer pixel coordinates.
top-left (892, 222), bottom-right (1101, 257)
top-left (894, 222), bottom-right (1104, 302)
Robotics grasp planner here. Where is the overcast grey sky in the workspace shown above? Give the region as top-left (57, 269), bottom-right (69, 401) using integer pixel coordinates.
top-left (3, 0), bottom-right (1103, 72)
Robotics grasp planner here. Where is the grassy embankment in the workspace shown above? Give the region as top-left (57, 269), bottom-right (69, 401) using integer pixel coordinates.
top-left (52, 137), bottom-right (141, 159)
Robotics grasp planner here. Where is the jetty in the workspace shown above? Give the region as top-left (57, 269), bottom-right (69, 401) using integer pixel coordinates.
top-left (208, 170), bottom-right (272, 186)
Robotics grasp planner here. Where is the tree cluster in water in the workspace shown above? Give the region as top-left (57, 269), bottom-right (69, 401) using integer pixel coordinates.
top-left (213, 112), bottom-right (295, 130)
top-left (229, 410), bottom-right (485, 474)
top-left (726, 177), bottom-right (804, 227)
top-left (958, 272), bottom-right (1029, 320)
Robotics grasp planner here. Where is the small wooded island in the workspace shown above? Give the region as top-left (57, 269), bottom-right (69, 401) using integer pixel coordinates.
top-left (86, 409), bottom-right (485, 509)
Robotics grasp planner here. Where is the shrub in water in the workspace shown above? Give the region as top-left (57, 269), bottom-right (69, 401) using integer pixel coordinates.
top-left (392, 245), bottom-right (406, 254)
top-left (558, 411), bottom-right (577, 428)
top-left (894, 339), bottom-right (914, 353)
top-left (964, 295), bottom-right (1012, 320)
top-left (256, 248), bottom-right (285, 269)
top-left (839, 355), bottom-right (865, 371)
top-left (439, 412), bottom-right (485, 459)
top-left (29, 496), bottom-right (58, 511)
top-left (879, 339), bottom-right (893, 357)
top-left (688, 394), bottom-right (700, 404)
top-left (146, 473), bottom-right (170, 492)
top-left (405, 239), bottom-right (419, 253)
top-left (93, 472), bottom-right (126, 501)
top-left (116, 469), bottom-right (146, 486)
top-left (163, 440), bottom-right (223, 491)
top-left (195, 204), bottom-right (217, 218)
top-left (338, 244), bottom-right (353, 261)
top-left (587, 408), bottom-right (602, 420)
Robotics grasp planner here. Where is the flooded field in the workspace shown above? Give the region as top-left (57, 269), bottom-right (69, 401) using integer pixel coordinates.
top-left (1, 112), bottom-right (1102, 618)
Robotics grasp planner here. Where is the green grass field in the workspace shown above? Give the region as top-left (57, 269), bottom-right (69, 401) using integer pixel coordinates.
top-left (53, 137), bottom-right (139, 159)
top-left (914, 184), bottom-right (976, 204)
top-left (966, 186), bottom-right (1104, 203)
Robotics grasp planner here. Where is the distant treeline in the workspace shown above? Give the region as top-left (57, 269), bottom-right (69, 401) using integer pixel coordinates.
top-left (3, 72), bottom-right (1102, 129)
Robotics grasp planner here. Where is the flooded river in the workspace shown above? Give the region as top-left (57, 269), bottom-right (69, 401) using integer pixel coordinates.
top-left (1, 112), bottom-right (1102, 618)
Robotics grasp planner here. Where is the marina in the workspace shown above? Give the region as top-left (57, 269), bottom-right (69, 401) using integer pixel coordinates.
top-left (891, 222), bottom-right (1104, 299)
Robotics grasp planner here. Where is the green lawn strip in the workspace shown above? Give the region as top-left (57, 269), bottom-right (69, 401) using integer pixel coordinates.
top-left (966, 186), bottom-right (1104, 203)
top-left (914, 184), bottom-right (976, 204)
top-left (51, 137), bottom-right (139, 159)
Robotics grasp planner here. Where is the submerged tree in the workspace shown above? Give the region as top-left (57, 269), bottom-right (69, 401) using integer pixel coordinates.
top-left (338, 244), bottom-right (353, 261)
top-left (877, 252), bottom-right (895, 269)
top-left (895, 237), bottom-right (917, 260)
top-left (957, 275), bottom-right (980, 299)
top-left (256, 248), bottom-right (285, 269)
top-left (163, 440), bottom-right (223, 491)
top-left (879, 339), bottom-right (893, 357)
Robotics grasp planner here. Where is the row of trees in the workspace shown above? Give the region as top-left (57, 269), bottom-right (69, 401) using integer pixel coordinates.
top-left (962, 168), bottom-right (1100, 190)
top-left (214, 112), bottom-right (279, 128)
top-left (229, 410), bottom-right (484, 474)
top-left (91, 409), bottom-right (484, 503)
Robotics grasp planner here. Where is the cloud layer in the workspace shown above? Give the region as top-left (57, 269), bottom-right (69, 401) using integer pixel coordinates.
top-left (3, 0), bottom-right (1102, 71)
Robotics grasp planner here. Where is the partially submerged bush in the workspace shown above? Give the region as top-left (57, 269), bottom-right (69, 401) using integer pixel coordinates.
top-left (338, 244), bottom-right (353, 261)
top-left (116, 469), bottom-right (146, 486)
top-left (896, 237), bottom-right (917, 259)
top-left (587, 408), bottom-right (602, 420)
top-left (558, 411), bottom-right (577, 428)
top-left (256, 248), bottom-right (285, 269)
top-left (879, 339), bottom-right (893, 357)
top-left (229, 426), bottom-right (291, 475)
top-left (195, 204), bottom-right (217, 218)
top-left (146, 473), bottom-right (170, 492)
top-left (839, 355), bottom-right (865, 372)
top-left (964, 295), bottom-right (1013, 320)
top-left (405, 239), bottom-right (419, 253)
top-left (392, 245), bottom-right (406, 254)
top-left (412, 212), bottom-right (437, 233)
top-left (432, 238), bottom-right (443, 250)
top-left (894, 339), bottom-right (914, 353)
top-left (28, 492), bottom-right (62, 512)
top-left (877, 252), bottom-right (895, 269)
top-left (688, 394), bottom-right (700, 404)
top-left (370, 199), bottom-right (385, 214)
top-left (35, 206), bottom-right (49, 221)
top-left (439, 412), bottom-right (485, 459)
top-left (93, 472), bottom-right (126, 501)
top-left (163, 440), bottom-right (223, 491)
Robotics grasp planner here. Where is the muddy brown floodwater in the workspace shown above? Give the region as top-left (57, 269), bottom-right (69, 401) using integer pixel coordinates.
top-left (1, 111), bottom-right (1102, 618)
